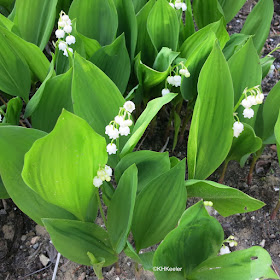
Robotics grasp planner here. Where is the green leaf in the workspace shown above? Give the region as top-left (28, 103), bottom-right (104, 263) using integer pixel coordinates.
top-left (0, 25), bottom-right (49, 82)
top-left (135, 0), bottom-right (157, 66)
top-left (262, 80), bottom-right (280, 142)
top-left (153, 203), bottom-right (224, 280)
top-left (107, 164), bottom-right (138, 253)
top-left (188, 247), bottom-right (279, 280)
top-left (0, 176), bottom-right (9, 199)
top-left (121, 93), bottom-right (177, 156)
top-left (69, 0), bottom-right (118, 46)
top-left (132, 159), bottom-right (187, 251)
top-left (187, 43), bottom-right (234, 180)
top-left (192, 0), bottom-right (224, 29)
top-left (90, 34), bottom-right (131, 94)
top-left (241, 0), bottom-right (274, 54)
top-left (114, 0), bottom-right (137, 60)
top-left (87, 253), bottom-right (105, 280)
top-left (4, 97), bottom-right (22, 125)
top-left (172, 111), bottom-right (181, 151)
top-left (261, 55), bottom-right (275, 79)
top-left (185, 180), bottom-right (265, 217)
top-left (218, 0), bottom-right (246, 23)
top-left (43, 219), bottom-right (118, 266)
top-left (115, 151), bottom-right (170, 193)
top-left (72, 53), bottom-right (125, 137)
top-left (275, 110), bottom-right (280, 163)
top-left (228, 38), bottom-right (262, 104)
top-left (226, 123), bottom-right (262, 163)
top-left (13, 0), bottom-right (58, 50)
top-left (132, 0), bottom-right (147, 13)
top-left (0, 126), bottom-right (76, 225)
top-left (179, 0), bottom-right (195, 45)
top-left (147, 0), bottom-right (179, 52)
top-left (223, 33), bottom-right (250, 60)
top-left (31, 68), bottom-right (73, 133)
top-left (0, 30), bottom-right (31, 102)
top-left (22, 110), bottom-right (107, 221)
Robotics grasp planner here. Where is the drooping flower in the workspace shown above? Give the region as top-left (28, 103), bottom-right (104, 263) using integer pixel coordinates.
top-left (55, 29), bottom-right (65, 39)
top-left (219, 245), bottom-right (231, 255)
top-left (93, 176), bottom-right (103, 188)
top-left (123, 101), bottom-right (136, 113)
top-left (64, 24), bottom-right (72, 34)
top-left (162, 88), bottom-right (170, 96)
top-left (255, 93), bottom-right (264, 104)
top-left (66, 35), bottom-right (76, 45)
top-left (106, 143), bottom-right (118, 155)
top-left (243, 108), bottom-right (254, 119)
top-left (233, 121), bottom-right (244, 138)
top-left (179, 68), bottom-right (190, 78)
top-left (114, 115), bottom-right (125, 126)
top-left (173, 75), bottom-right (182, 87)
top-left (241, 98), bottom-right (251, 109)
top-left (58, 41), bottom-right (67, 51)
top-left (119, 126), bottom-right (130, 136)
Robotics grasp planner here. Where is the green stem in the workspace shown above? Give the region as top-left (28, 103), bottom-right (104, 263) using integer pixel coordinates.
top-left (218, 161), bottom-right (229, 184)
top-left (96, 191), bottom-right (107, 227)
top-left (233, 92), bottom-right (246, 112)
top-left (267, 44), bottom-right (280, 56)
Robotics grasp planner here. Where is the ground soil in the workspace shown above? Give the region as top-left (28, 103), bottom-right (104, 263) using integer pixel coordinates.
top-left (1, 1), bottom-right (280, 279)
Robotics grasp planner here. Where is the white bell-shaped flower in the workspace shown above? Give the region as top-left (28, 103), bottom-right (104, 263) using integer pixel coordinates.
top-left (58, 41), bottom-right (67, 51)
top-left (107, 143), bottom-right (118, 155)
top-left (93, 176), bottom-right (103, 188)
top-left (55, 29), bottom-right (65, 39)
top-left (119, 126), bottom-right (130, 136)
top-left (162, 88), bottom-right (170, 96)
top-left (64, 25), bottom-right (72, 34)
top-left (243, 108), bottom-right (254, 119)
top-left (124, 101), bottom-right (135, 113)
top-left (66, 35), bottom-right (76, 45)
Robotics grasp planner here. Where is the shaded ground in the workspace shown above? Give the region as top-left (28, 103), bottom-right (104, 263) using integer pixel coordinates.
top-left (1, 1), bottom-right (280, 279)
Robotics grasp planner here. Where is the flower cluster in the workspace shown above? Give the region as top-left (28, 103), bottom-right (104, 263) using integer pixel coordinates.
top-left (169, 0), bottom-right (187, 11)
top-left (162, 64), bottom-right (190, 96)
top-left (55, 11), bottom-right (76, 57)
top-left (219, 235), bottom-right (237, 255)
top-left (93, 165), bottom-right (112, 188)
top-left (105, 101), bottom-right (135, 155)
top-left (241, 86), bottom-right (264, 119)
top-left (232, 121), bottom-right (244, 138)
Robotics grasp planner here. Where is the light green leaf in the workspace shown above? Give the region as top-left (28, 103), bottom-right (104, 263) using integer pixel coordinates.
top-left (0, 126), bottom-right (76, 225)
top-left (132, 0), bottom-right (147, 13)
top-left (107, 164), bottom-right (138, 253)
top-left (147, 0), bottom-right (179, 52)
top-left (69, 0), bottom-right (118, 46)
top-left (72, 53), bottom-right (125, 137)
top-left (188, 247), bottom-right (279, 280)
top-left (90, 34), bottom-right (131, 94)
top-left (135, 0), bottom-right (157, 66)
top-left (115, 151), bottom-right (170, 193)
top-left (22, 110), bottom-right (107, 221)
top-left (187, 43), bottom-right (234, 179)
top-left (31, 68), bottom-right (73, 133)
top-left (0, 25), bottom-right (49, 82)
top-left (241, 0), bottom-right (274, 54)
top-left (121, 93), bottom-right (177, 157)
top-left (87, 253), bottom-right (105, 280)
top-left (114, 0), bottom-right (137, 60)
top-left (13, 0), bottom-right (58, 50)
top-left (185, 180), bottom-right (265, 217)
top-left (192, 0), bottom-right (224, 29)
top-left (218, 0), bottom-right (246, 23)
top-left (132, 159), bottom-right (187, 251)
top-left (4, 97), bottom-right (22, 125)
top-left (43, 219), bottom-right (117, 266)
top-left (153, 202), bottom-right (224, 280)
top-left (0, 30), bottom-right (31, 102)
top-left (261, 55), bottom-right (275, 79)
top-left (226, 123), bottom-right (262, 163)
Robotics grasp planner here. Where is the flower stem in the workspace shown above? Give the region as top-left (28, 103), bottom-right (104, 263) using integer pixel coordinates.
top-left (218, 161), bottom-right (229, 184)
top-left (96, 191), bottom-right (107, 227)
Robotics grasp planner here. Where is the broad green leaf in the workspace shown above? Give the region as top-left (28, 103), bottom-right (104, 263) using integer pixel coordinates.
top-left (147, 0), bottom-right (179, 52)
top-left (43, 219), bottom-right (117, 266)
top-left (241, 0), bottom-right (274, 54)
top-left (185, 180), bottom-right (265, 217)
top-left (228, 38), bottom-right (262, 105)
top-left (0, 31), bottom-right (31, 102)
top-left (57, 0), bottom-right (73, 13)
top-left (121, 93), bottom-right (177, 156)
top-left (115, 151), bottom-right (170, 193)
top-left (226, 123), bottom-right (262, 163)
top-left (261, 55), bottom-right (275, 79)
top-left (275, 110), bottom-right (280, 162)
top-left (87, 253), bottom-right (105, 280)
top-left (192, 0), bottom-right (224, 29)
top-left (132, 159), bottom-right (187, 251)
top-left (262, 80), bottom-right (280, 142)
top-left (107, 164), bottom-right (138, 253)
top-left (188, 247), bottom-right (279, 280)
top-left (179, 0), bottom-right (195, 45)
top-left (0, 25), bottom-right (49, 82)
top-left (218, 0), bottom-right (246, 23)
top-left (69, 0), bottom-right (118, 46)
top-left (187, 43), bottom-right (234, 180)
top-left (153, 47), bottom-right (180, 72)
top-left (0, 0), bottom-right (13, 8)
top-left (90, 34), bottom-right (130, 94)
top-left (22, 110), bottom-right (107, 221)
top-left (72, 53), bottom-right (125, 137)
top-left (132, 0), bottom-right (147, 13)
top-left (0, 126), bottom-right (76, 225)
top-left (153, 204), bottom-right (223, 280)
top-left (114, 0), bottom-right (137, 60)
top-left (13, 0), bottom-right (57, 50)
top-left (135, 0), bottom-right (157, 66)
top-left (0, 12), bottom-right (16, 31)
top-left (75, 32), bottom-right (101, 59)
top-left (4, 97), bottom-right (22, 125)
top-left (31, 68), bottom-right (73, 133)
top-left (172, 111), bottom-right (181, 150)
top-left (0, 176), bottom-right (9, 199)
top-left (223, 33), bottom-right (250, 60)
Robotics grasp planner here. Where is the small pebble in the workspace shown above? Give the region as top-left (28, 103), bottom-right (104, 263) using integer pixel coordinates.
top-left (270, 234), bottom-right (276, 238)
top-left (251, 216), bottom-right (255, 220)
top-left (21, 235), bottom-right (27, 241)
top-left (39, 254), bottom-right (50, 267)
top-left (32, 243), bottom-right (39, 250)
top-left (259, 239), bottom-right (266, 248)
top-left (31, 236), bottom-right (40, 245)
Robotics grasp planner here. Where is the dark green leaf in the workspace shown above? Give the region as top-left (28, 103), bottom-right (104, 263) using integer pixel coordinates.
top-left (4, 97), bottom-right (22, 125)
top-left (218, 0), bottom-right (246, 23)
top-left (0, 176), bottom-right (9, 199)
top-left (261, 55), bottom-right (275, 79)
